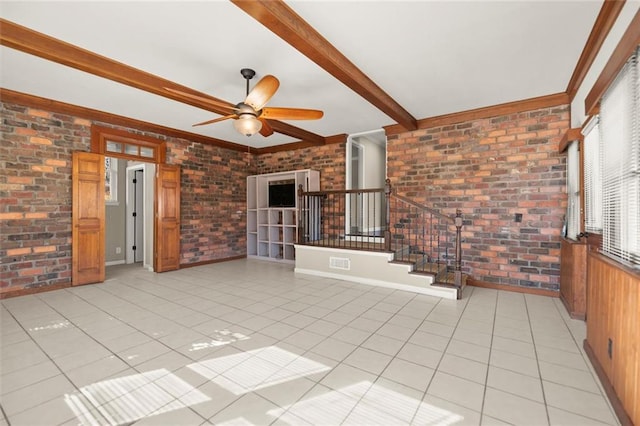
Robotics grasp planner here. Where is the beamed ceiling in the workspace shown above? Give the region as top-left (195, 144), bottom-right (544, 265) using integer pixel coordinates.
top-left (0, 1), bottom-right (620, 152)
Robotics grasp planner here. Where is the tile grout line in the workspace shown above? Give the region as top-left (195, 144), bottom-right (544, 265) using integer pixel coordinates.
top-left (523, 293), bottom-right (552, 426)
top-left (478, 286), bottom-right (500, 425)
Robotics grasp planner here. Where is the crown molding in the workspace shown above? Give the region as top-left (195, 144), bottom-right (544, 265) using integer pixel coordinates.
top-left (585, 7), bottom-right (640, 115)
top-left (566, 0), bottom-right (626, 100)
top-left (384, 92), bottom-right (569, 136)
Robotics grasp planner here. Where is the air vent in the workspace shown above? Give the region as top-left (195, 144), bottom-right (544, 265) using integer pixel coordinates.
top-left (329, 257), bottom-right (351, 270)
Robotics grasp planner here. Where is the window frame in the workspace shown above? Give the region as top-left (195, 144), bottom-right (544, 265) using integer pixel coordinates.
top-left (91, 125), bottom-right (166, 164)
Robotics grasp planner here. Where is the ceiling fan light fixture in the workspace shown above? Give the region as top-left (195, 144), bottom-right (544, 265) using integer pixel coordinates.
top-left (233, 113), bottom-right (262, 137)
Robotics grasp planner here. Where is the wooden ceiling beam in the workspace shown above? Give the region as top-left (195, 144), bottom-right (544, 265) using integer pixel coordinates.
top-left (232, 0), bottom-right (418, 131)
top-left (0, 18), bottom-right (325, 144)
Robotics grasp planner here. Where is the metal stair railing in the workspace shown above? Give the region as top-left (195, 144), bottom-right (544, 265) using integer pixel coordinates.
top-left (298, 179), bottom-right (465, 290)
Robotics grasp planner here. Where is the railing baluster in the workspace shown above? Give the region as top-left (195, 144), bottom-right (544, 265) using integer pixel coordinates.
top-left (296, 182), bottom-right (464, 292)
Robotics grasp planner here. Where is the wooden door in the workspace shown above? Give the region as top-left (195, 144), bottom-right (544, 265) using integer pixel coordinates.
top-left (155, 164), bottom-right (181, 272)
top-left (72, 152), bottom-right (105, 285)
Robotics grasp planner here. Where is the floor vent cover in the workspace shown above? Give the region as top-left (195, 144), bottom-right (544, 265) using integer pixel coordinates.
top-left (329, 257), bottom-right (351, 270)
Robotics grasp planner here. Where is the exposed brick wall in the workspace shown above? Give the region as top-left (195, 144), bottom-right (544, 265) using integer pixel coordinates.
top-left (256, 143), bottom-right (346, 190)
top-left (1, 101), bottom-right (250, 294)
top-left (387, 105), bottom-right (570, 290)
top-left (1, 98), bottom-right (568, 294)
top-left (1, 104), bottom-right (90, 291)
top-left (167, 141), bottom-right (249, 263)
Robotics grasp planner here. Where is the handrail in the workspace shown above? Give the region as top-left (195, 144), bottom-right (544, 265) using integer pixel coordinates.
top-left (391, 193), bottom-right (454, 223)
top-left (303, 187), bottom-right (385, 196)
top-left (297, 179), bottom-right (465, 292)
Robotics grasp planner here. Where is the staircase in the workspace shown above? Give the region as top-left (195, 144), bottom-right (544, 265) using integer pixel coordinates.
top-left (294, 181), bottom-right (468, 300)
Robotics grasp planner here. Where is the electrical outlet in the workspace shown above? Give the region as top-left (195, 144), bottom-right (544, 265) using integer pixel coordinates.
top-left (115, 247), bottom-right (121, 254)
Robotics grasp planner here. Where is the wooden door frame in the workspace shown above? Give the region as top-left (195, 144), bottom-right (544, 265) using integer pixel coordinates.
top-left (73, 125), bottom-right (179, 286)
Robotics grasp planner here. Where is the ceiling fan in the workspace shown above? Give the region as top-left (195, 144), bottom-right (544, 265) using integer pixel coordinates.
top-left (166, 68), bottom-right (323, 137)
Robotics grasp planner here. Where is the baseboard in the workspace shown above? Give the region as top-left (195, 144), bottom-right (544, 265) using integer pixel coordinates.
top-left (467, 278), bottom-right (559, 297)
top-left (0, 282), bottom-right (71, 299)
top-left (583, 340), bottom-right (633, 426)
top-left (105, 260), bottom-right (125, 266)
top-left (179, 254), bottom-right (246, 269)
top-left (560, 293), bottom-right (586, 320)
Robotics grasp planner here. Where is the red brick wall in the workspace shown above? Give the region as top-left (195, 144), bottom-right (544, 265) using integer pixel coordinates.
top-left (256, 143), bottom-right (346, 190)
top-left (167, 141), bottom-right (249, 264)
top-left (1, 98), bottom-right (569, 293)
top-left (1, 101), bottom-right (250, 294)
top-left (387, 105), bottom-right (570, 290)
top-left (1, 104), bottom-right (89, 292)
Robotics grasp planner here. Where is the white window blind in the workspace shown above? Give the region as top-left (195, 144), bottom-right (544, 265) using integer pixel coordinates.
top-left (599, 46), bottom-right (639, 266)
top-left (566, 141), bottom-right (580, 240)
top-left (583, 117), bottom-right (602, 233)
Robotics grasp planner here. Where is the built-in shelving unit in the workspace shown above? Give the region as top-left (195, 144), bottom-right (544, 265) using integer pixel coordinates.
top-left (247, 169), bottom-right (319, 262)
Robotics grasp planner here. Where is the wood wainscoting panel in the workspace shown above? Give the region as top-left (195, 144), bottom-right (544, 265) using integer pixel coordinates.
top-left (560, 237), bottom-right (587, 319)
top-left (586, 252), bottom-right (639, 425)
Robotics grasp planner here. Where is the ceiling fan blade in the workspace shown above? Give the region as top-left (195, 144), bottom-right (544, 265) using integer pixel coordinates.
top-left (244, 75), bottom-right (279, 111)
top-left (261, 107), bottom-right (324, 121)
top-left (258, 118), bottom-right (274, 137)
top-left (165, 87), bottom-right (237, 114)
top-left (192, 115), bottom-right (235, 127)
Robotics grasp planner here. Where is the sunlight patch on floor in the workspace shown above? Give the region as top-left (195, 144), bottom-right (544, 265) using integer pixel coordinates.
top-left (187, 346), bottom-right (330, 395)
top-left (269, 381), bottom-right (464, 425)
top-left (65, 368), bottom-right (209, 426)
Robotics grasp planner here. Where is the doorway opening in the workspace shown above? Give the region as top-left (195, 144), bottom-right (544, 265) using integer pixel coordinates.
top-left (345, 129), bottom-right (387, 238)
top-left (126, 163), bottom-right (156, 271)
top-left (104, 157), bottom-right (155, 277)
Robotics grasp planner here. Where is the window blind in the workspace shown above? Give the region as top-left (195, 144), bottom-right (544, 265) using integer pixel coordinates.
top-left (600, 46), bottom-right (639, 266)
top-left (566, 141), bottom-right (580, 240)
top-left (582, 117), bottom-right (602, 233)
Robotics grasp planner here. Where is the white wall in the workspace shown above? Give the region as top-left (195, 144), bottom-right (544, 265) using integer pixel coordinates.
top-left (571, 2), bottom-right (640, 127)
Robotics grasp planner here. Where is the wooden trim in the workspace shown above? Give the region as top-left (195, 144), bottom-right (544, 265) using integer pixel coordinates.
top-left (91, 125), bottom-right (167, 163)
top-left (585, 8), bottom-right (640, 115)
top-left (0, 282), bottom-right (71, 299)
top-left (231, 0), bottom-right (417, 131)
top-left (0, 88), bottom-right (257, 153)
top-left (589, 250), bottom-right (640, 280)
top-left (324, 133), bottom-right (348, 145)
top-left (559, 128), bottom-right (583, 153)
top-left (584, 336), bottom-right (634, 426)
top-left (566, 0), bottom-right (626, 100)
top-left (255, 133), bottom-right (347, 154)
top-left (467, 277), bottom-right (559, 298)
top-left (0, 18), bottom-right (324, 143)
top-left (384, 92), bottom-right (569, 136)
top-left (180, 254), bottom-right (246, 268)
top-left (267, 120), bottom-right (325, 145)
top-left (560, 297), bottom-right (586, 321)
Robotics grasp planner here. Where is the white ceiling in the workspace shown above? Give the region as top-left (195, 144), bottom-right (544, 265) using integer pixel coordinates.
top-left (0, 1), bottom-right (603, 148)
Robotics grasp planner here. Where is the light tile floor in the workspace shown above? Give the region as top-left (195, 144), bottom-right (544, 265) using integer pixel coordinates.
top-left (0, 259), bottom-right (620, 426)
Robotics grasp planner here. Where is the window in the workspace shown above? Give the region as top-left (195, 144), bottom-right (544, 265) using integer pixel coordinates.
top-left (91, 125), bottom-right (166, 164)
top-left (566, 141), bottom-right (580, 240)
top-left (105, 157), bottom-right (118, 205)
top-left (599, 46), bottom-right (639, 266)
top-left (583, 117), bottom-right (602, 233)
